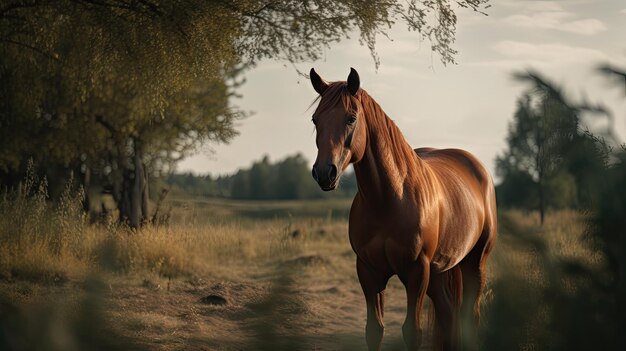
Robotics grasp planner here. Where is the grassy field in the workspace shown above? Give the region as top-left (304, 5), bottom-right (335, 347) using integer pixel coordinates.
top-left (0, 192), bottom-right (600, 350)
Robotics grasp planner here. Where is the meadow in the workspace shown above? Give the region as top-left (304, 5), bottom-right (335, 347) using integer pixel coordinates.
top-left (0, 181), bottom-right (600, 350)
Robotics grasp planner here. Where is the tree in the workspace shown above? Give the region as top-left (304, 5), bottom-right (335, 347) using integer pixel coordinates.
top-left (598, 64), bottom-right (626, 97)
top-left (495, 91), bottom-right (568, 224)
top-left (0, 2), bottom-right (243, 226)
top-left (272, 153), bottom-right (319, 200)
top-left (91, 74), bottom-right (244, 226)
top-left (497, 71), bottom-right (611, 224)
top-left (248, 155), bottom-right (272, 200)
top-left (230, 171), bottom-right (251, 200)
top-left (1, 0), bottom-right (490, 227)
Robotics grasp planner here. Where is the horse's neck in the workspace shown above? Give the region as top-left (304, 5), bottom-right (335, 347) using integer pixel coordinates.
top-left (353, 107), bottom-right (426, 206)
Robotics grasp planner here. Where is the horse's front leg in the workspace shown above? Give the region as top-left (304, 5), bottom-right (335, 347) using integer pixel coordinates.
top-left (400, 253), bottom-right (431, 351)
top-left (357, 258), bottom-right (389, 351)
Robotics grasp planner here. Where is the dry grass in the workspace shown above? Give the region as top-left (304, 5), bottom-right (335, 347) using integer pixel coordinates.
top-left (487, 209), bottom-right (604, 293)
top-left (0, 176), bottom-right (330, 283)
top-left (0, 175), bottom-right (92, 283)
top-left (489, 209), bottom-right (601, 280)
top-left (0, 178), bottom-right (603, 351)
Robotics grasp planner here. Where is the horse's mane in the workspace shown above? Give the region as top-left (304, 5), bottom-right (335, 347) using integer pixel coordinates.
top-left (358, 89), bottom-right (420, 178)
top-left (313, 81), bottom-right (421, 179)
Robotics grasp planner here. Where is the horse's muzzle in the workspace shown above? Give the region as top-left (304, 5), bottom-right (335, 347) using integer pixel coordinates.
top-left (312, 163), bottom-right (338, 191)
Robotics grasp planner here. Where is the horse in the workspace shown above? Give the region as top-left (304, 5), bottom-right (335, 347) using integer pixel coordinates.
top-left (307, 68), bottom-right (497, 351)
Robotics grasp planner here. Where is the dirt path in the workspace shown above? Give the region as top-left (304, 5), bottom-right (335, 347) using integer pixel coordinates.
top-left (103, 252), bottom-right (432, 350)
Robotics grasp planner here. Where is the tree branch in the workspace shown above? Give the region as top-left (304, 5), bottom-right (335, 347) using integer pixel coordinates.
top-left (0, 38), bottom-right (61, 61)
top-left (95, 115), bottom-right (118, 135)
top-left (0, 0), bottom-right (40, 18)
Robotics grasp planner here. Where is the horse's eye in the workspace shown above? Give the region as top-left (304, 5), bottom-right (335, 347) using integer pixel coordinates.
top-left (347, 116), bottom-right (357, 126)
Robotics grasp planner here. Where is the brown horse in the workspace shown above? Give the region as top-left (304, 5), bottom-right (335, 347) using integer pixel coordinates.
top-left (308, 68), bottom-right (497, 351)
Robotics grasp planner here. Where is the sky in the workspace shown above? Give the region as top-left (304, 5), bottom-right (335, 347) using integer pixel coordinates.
top-left (179, 0), bottom-right (626, 179)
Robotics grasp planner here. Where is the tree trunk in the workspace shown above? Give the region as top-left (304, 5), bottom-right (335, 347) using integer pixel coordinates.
top-left (538, 178), bottom-right (545, 226)
top-left (82, 165), bottom-right (91, 213)
top-left (129, 137), bottom-right (145, 229)
top-left (117, 168), bottom-right (132, 225)
top-left (141, 164), bottom-right (149, 226)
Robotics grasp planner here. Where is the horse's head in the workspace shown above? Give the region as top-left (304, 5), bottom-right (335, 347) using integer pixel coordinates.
top-left (309, 68), bottom-right (367, 191)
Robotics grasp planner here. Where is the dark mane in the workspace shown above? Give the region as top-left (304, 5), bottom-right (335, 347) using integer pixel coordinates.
top-left (357, 89), bottom-right (421, 179)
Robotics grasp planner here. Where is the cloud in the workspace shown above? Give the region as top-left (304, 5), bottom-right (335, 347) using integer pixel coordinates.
top-left (467, 41), bottom-right (609, 69)
top-left (494, 41), bottom-right (607, 62)
top-left (503, 11), bottom-right (607, 35)
top-left (500, 0), bottom-right (563, 12)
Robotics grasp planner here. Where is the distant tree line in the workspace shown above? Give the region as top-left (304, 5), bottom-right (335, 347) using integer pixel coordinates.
top-left (165, 153), bottom-right (357, 200)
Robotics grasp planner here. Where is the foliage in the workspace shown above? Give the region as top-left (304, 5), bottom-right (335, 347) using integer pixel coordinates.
top-left (495, 169), bottom-right (537, 209)
top-left (487, 63), bottom-right (626, 350)
top-left (0, 0), bottom-right (255, 226)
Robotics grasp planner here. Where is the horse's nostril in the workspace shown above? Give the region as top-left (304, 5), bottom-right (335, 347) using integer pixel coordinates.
top-left (312, 167), bottom-right (319, 182)
top-left (328, 164), bottom-right (338, 183)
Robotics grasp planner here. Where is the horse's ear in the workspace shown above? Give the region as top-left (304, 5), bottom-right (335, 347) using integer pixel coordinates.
top-left (347, 67), bottom-right (360, 96)
top-left (310, 68), bottom-right (328, 95)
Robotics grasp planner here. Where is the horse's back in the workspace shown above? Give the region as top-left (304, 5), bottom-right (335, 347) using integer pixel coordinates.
top-left (415, 147), bottom-right (491, 190)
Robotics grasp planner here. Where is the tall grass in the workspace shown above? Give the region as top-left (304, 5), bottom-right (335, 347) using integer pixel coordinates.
top-left (0, 165), bottom-right (91, 283)
top-left (0, 166), bottom-right (321, 283)
top-left (95, 219), bottom-right (310, 280)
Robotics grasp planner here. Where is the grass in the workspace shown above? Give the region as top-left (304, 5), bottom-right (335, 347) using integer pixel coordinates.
top-left (166, 196), bottom-right (353, 224)
top-left (481, 209), bottom-right (608, 351)
top-left (1, 173), bottom-right (349, 282)
top-left (0, 177), bottom-right (607, 350)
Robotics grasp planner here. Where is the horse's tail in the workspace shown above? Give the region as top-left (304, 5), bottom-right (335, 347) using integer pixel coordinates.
top-left (427, 297), bottom-right (437, 348)
top-left (430, 265), bottom-right (463, 351)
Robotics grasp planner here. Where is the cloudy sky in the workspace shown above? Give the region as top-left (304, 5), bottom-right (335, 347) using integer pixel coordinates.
top-left (179, 0), bottom-right (626, 179)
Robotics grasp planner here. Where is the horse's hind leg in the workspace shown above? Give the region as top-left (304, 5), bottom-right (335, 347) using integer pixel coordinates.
top-left (459, 226), bottom-right (496, 349)
top-left (427, 266), bottom-right (463, 351)
top-left (357, 258), bottom-right (389, 351)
